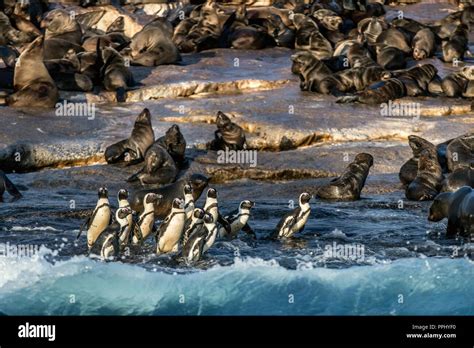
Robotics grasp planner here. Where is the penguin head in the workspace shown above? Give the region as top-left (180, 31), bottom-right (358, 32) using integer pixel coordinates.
top-left (98, 187), bottom-right (108, 199)
top-left (240, 200), bottom-right (255, 210)
top-left (299, 192), bottom-right (311, 205)
top-left (193, 208), bottom-right (205, 220)
top-left (207, 188), bottom-right (217, 199)
top-left (116, 207), bottom-right (132, 221)
top-left (184, 184), bottom-right (193, 195)
top-left (203, 213), bottom-right (214, 224)
top-left (118, 189), bottom-right (129, 201)
top-left (172, 198), bottom-right (184, 210)
top-left (144, 193), bottom-right (162, 205)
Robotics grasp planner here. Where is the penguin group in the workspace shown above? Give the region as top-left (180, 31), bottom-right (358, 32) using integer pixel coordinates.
top-left (288, 1), bottom-right (474, 102)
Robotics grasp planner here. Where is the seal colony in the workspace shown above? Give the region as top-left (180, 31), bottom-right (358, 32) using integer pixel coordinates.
top-left (0, 0), bottom-right (473, 264)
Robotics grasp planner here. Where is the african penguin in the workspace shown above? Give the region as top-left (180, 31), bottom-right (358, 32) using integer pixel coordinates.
top-left (182, 208), bottom-right (205, 247)
top-left (78, 187), bottom-right (112, 249)
top-left (183, 183), bottom-right (195, 221)
top-left (202, 213), bottom-right (218, 254)
top-left (181, 209), bottom-right (207, 264)
top-left (156, 198), bottom-right (186, 254)
top-left (273, 192), bottom-right (312, 239)
top-left (131, 193), bottom-right (161, 245)
top-left (203, 188), bottom-right (231, 235)
top-left (90, 207), bottom-right (132, 260)
top-left (219, 200), bottom-right (255, 240)
top-left (117, 189), bottom-right (133, 249)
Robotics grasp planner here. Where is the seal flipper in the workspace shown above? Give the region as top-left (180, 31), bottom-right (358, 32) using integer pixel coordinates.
top-left (0, 171), bottom-right (22, 199)
top-left (116, 87), bottom-right (126, 103)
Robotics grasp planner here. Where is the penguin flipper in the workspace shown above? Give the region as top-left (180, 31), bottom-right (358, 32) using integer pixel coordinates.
top-left (217, 213), bottom-right (231, 234)
top-left (242, 223), bottom-right (256, 239)
top-left (77, 215), bottom-right (91, 239)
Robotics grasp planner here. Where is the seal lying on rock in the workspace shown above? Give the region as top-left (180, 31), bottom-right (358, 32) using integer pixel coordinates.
top-left (316, 153), bottom-right (374, 201)
top-left (130, 174), bottom-right (210, 219)
top-left (209, 111), bottom-right (247, 151)
top-left (428, 186), bottom-right (473, 237)
top-left (406, 149), bottom-right (444, 201)
top-left (105, 108), bottom-right (155, 165)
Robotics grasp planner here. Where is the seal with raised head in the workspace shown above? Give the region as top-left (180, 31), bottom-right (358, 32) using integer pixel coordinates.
top-left (291, 50), bottom-right (332, 92)
top-left (155, 124), bottom-right (187, 168)
top-left (399, 135), bottom-right (436, 186)
top-left (209, 111), bottom-right (247, 151)
top-left (105, 108), bottom-right (155, 165)
top-left (100, 45), bottom-right (134, 102)
top-left (130, 173), bottom-right (210, 218)
top-left (317, 153), bottom-right (374, 201)
top-left (6, 36), bottom-right (59, 108)
top-left (406, 149), bottom-right (444, 201)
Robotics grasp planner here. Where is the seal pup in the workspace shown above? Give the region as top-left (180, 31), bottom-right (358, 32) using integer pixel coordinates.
top-left (130, 174), bottom-right (209, 218)
top-left (117, 189), bottom-right (133, 249)
top-left (399, 135), bottom-right (437, 186)
top-left (77, 187), bottom-right (111, 250)
top-left (155, 124), bottom-right (187, 169)
top-left (156, 198), bottom-right (186, 254)
top-left (105, 108), bottom-right (155, 165)
top-left (428, 186), bottom-right (472, 237)
top-left (442, 167), bottom-right (474, 192)
top-left (412, 28), bottom-right (435, 60)
top-left (209, 111), bottom-right (247, 151)
top-left (90, 207), bottom-right (132, 260)
top-left (127, 142), bottom-right (178, 186)
top-left (100, 45), bottom-right (134, 102)
top-left (6, 36), bottom-right (59, 108)
top-left (406, 149), bottom-right (444, 201)
top-left (272, 192), bottom-right (311, 239)
top-left (317, 153), bottom-right (374, 201)
top-left (442, 24), bottom-right (469, 63)
top-left (131, 193), bottom-right (161, 245)
top-left (218, 200), bottom-right (255, 240)
top-left (290, 50), bottom-right (332, 92)
top-left (0, 170), bottom-right (22, 202)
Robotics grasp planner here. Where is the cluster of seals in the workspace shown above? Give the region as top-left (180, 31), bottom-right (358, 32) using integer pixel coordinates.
top-left (209, 111), bottom-right (247, 151)
top-left (429, 186), bottom-right (474, 238)
top-left (316, 153), bottom-right (374, 201)
top-left (400, 133), bottom-right (474, 200)
top-left (104, 108), bottom-right (186, 187)
top-left (286, 2), bottom-right (474, 103)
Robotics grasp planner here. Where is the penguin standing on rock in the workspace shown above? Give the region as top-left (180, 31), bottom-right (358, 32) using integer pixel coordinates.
top-left (203, 188), bottom-right (231, 235)
top-left (219, 200), bottom-right (255, 240)
top-left (117, 189), bottom-right (133, 250)
top-left (272, 192), bottom-right (312, 239)
top-left (156, 198), bottom-right (186, 254)
top-left (90, 207), bottom-right (132, 260)
top-left (78, 187), bottom-right (111, 250)
top-left (131, 193), bottom-right (162, 245)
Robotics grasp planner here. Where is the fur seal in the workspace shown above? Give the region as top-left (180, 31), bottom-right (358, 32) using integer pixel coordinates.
top-left (127, 142), bottom-right (178, 186)
top-left (105, 108), bottom-right (155, 165)
top-left (209, 111), bottom-right (247, 151)
top-left (399, 135), bottom-right (436, 186)
top-left (442, 24), bottom-right (469, 63)
top-left (130, 173), bottom-right (210, 219)
top-left (155, 124), bottom-right (187, 169)
top-left (100, 45), bottom-right (134, 102)
top-left (377, 46), bottom-right (406, 70)
top-left (441, 66), bottom-right (474, 97)
top-left (265, 13), bottom-right (295, 48)
top-left (317, 153), bottom-right (374, 201)
top-left (337, 78), bottom-right (406, 104)
top-left (0, 170), bottom-right (22, 202)
top-left (357, 17), bottom-right (387, 44)
top-left (393, 64), bottom-right (437, 97)
top-left (406, 149), bottom-right (444, 201)
top-left (374, 28), bottom-right (411, 55)
top-left (6, 36), bottom-right (59, 108)
top-left (292, 13), bottom-right (319, 50)
top-left (446, 133), bottom-right (474, 172)
top-left (412, 28), bottom-right (435, 60)
top-left (41, 9), bottom-right (82, 45)
top-left (291, 50), bottom-right (332, 92)
top-left (428, 186), bottom-right (473, 237)
top-left (442, 167), bottom-right (474, 192)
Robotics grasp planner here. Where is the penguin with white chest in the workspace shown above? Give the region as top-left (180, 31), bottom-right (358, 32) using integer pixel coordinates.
top-left (181, 209), bottom-right (207, 264)
top-left (182, 208), bottom-right (205, 247)
top-left (78, 187), bottom-right (112, 250)
top-left (219, 200), bottom-right (256, 240)
top-left (90, 207), bottom-right (132, 260)
top-left (117, 189), bottom-right (133, 250)
top-left (203, 188), bottom-right (231, 235)
top-left (272, 193), bottom-right (312, 239)
top-left (183, 183), bottom-right (195, 222)
top-left (156, 198), bottom-right (186, 254)
top-left (131, 193), bottom-right (162, 245)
